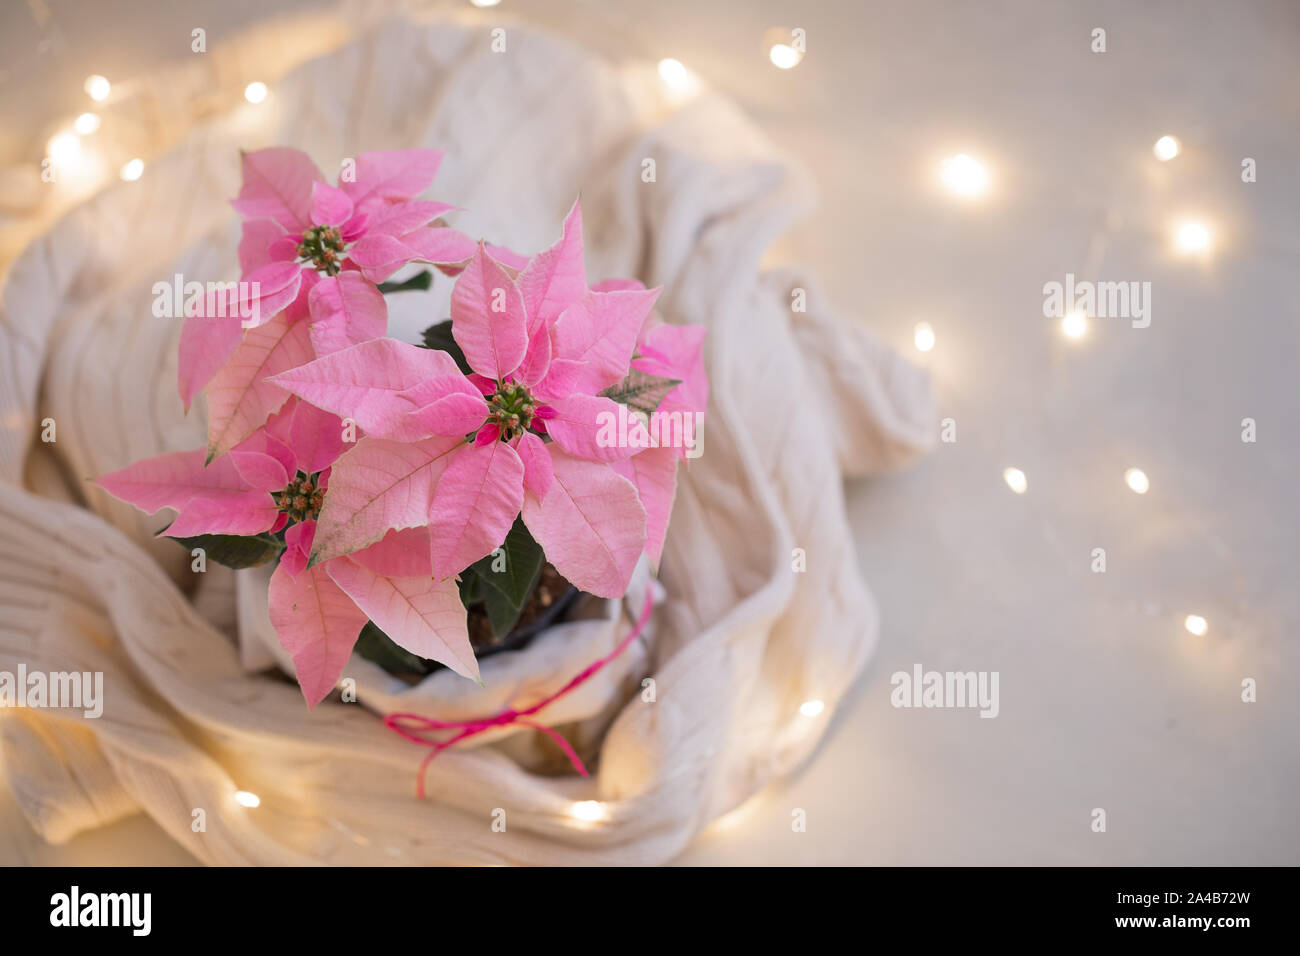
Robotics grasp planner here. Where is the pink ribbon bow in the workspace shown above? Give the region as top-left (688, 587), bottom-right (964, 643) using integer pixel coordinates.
top-left (384, 589), bottom-right (655, 798)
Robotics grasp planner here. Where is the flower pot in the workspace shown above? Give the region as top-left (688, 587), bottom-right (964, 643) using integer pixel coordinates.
top-left (235, 556), bottom-right (660, 774)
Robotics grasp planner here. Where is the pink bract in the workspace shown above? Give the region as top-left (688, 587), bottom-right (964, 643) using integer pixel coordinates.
top-left (180, 147), bottom-right (475, 453)
top-left (274, 199), bottom-right (703, 597)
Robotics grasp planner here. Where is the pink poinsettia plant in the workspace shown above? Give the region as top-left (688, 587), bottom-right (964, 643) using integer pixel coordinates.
top-left (96, 147), bottom-right (706, 708)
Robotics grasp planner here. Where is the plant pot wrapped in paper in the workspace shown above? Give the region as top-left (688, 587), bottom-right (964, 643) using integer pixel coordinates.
top-left (94, 159), bottom-right (705, 778)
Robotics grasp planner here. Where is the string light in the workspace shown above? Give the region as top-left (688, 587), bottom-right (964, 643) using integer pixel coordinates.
top-left (1174, 221), bottom-right (1213, 255)
top-left (940, 153), bottom-right (989, 199)
top-left (799, 699), bottom-right (825, 717)
top-left (234, 789), bottom-right (261, 808)
top-left (769, 43), bottom-right (802, 69)
top-left (913, 322), bottom-right (936, 352)
top-left (1153, 135), bottom-right (1180, 161)
top-left (73, 112), bottom-right (101, 135)
top-left (120, 158), bottom-right (145, 182)
top-left (244, 81), bottom-right (268, 105)
top-left (1124, 468), bottom-right (1150, 494)
top-left (569, 800), bottom-right (607, 823)
top-left (1184, 614), bottom-right (1208, 637)
top-left (1061, 310), bottom-right (1087, 339)
top-left (83, 74), bottom-right (110, 101)
top-left (45, 132), bottom-right (81, 168)
top-left (656, 58), bottom-right (690, 90)
top-left (1003, 467), bottom-right (1028, 494)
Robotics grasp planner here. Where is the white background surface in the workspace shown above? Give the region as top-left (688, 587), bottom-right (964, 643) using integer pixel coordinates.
top-left (1, 0), bottom-right (1296, 865)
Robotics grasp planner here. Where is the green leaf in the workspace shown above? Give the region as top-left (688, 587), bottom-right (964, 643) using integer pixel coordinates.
top-left (601, 368), bottom-right (682, 417)
top-left (353, 621), bottom-right (432, 675)
top-left (457, 567), bottom-right (483, 606)
top-left (469, 517), bottom-right (544, 638)
top-left (165, 531), bottom-right (284, 569)
top-left (419, 319), bottom-right (473, 375)
top-left (482, 586), bottom-right (523, 639)
top-left (377, 269), bottom-right (433, 295)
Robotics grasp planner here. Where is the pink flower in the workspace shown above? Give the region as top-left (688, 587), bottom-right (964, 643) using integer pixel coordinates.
top-left (95, 402), bottom-right (333, 539)
top-left (178, 148), bottom-right (476, 424)
top-left (95, 398), bottom-right (477, 708)
top-left (272, 200), bottom-right (677, 597)
top-left (234, 146), bottom-right (477, 286)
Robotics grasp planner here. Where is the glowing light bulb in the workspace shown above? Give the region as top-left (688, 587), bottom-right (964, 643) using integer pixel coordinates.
top-left (769, 43), bottom-right (802, 69)
top-left (46, 132), bottom-right (81, 167)
top-left (1184, 614), bottom-right (1208, 637)
top-left (1124, 468), bottom-right (1150, 494)
top-left (1153, 135), bottom-right (1180, 161)
top-left (913, 322), bottom-right (936, 352)
top-left (74, 112), bottom-right (100, 135)
top-left (471, 0), bottom-right (502, 6)
top-left (799, 699), bottom-right (825, 717)
top-left (1061, 310), bottom-right (1087, 339)
top-left (657, 58), bottom-right (690, 90)
top-left (1174, 221), bottom-right (1213, 255)
top-left (940, 153), bottom-right (989, 199)
top-left (120, 158), bottom-right (144, 181)
top-left (234, 790), bottom-right (261, 808)
top-left (244, 81), bottom-right (268, 105)
top-left (84, 74), bottom-right (110, 102)
top-left (1003, 467), bottom-right (1027, 495)
top-left (569, 800), bottom-right (607, 822)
